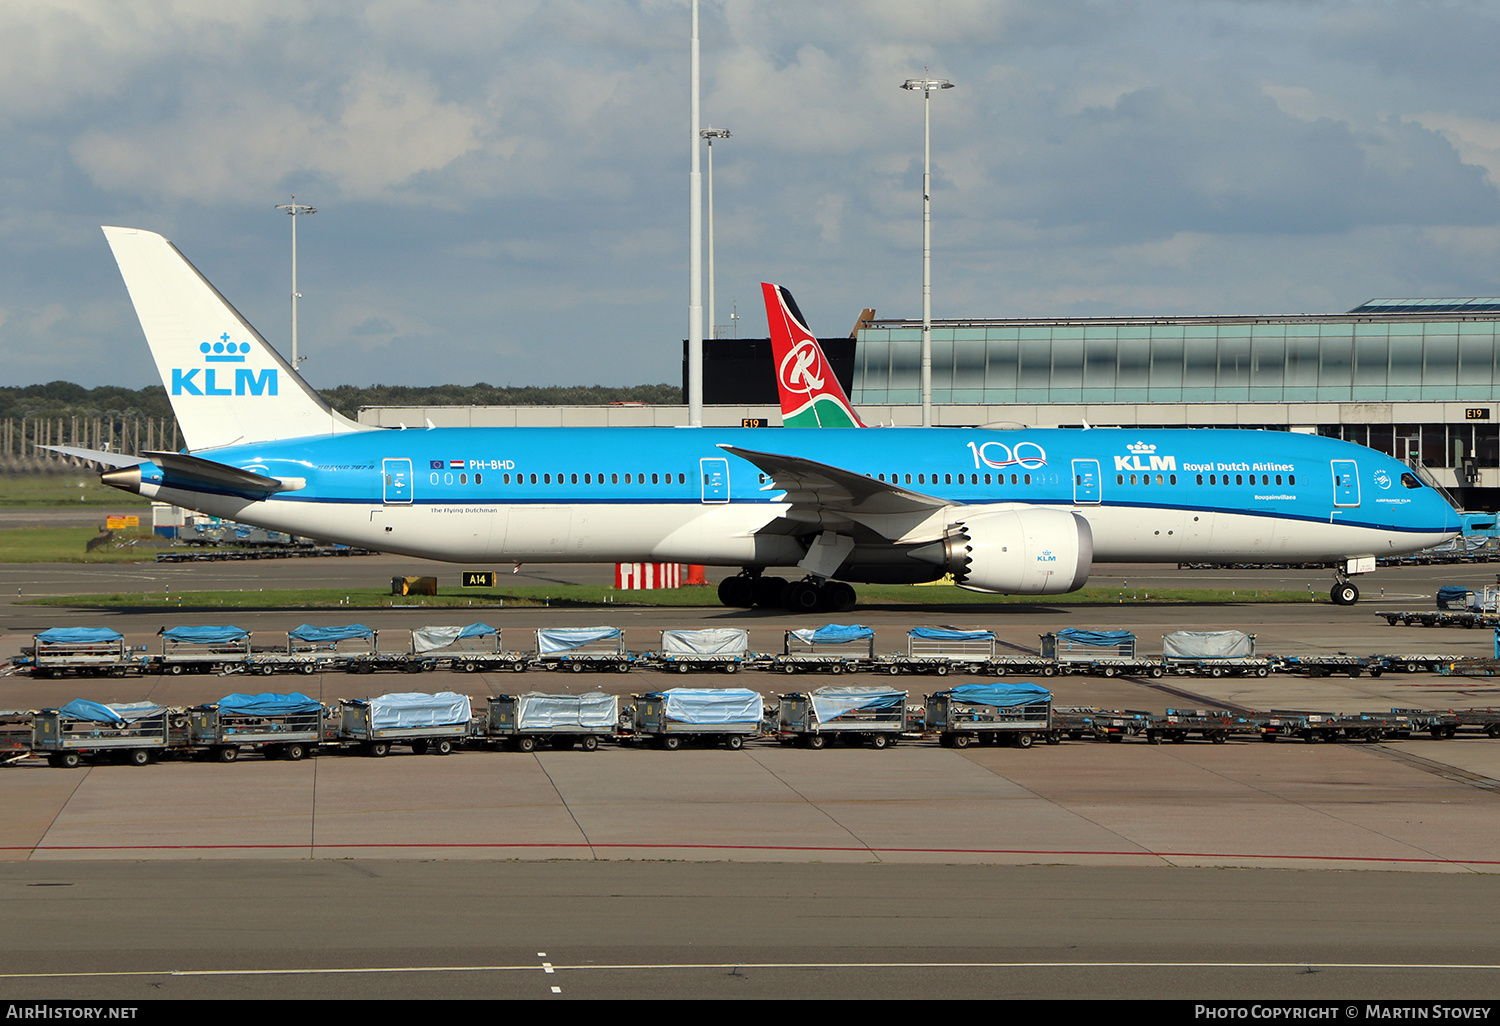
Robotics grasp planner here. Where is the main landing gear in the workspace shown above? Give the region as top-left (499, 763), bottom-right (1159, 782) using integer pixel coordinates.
top-left (718, 572), bottom-right (857, 613)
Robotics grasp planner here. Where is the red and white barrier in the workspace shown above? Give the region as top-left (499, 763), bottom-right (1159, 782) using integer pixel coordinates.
top-left (615, 563), bottom-right (682, 590)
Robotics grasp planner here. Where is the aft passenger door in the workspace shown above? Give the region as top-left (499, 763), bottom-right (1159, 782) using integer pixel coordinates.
top-left (382, 458), bottom-right (412, 504)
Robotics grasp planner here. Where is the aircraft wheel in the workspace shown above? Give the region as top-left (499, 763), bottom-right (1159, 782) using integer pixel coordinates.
top-left (754, 576), bottom-right (788, 608)
top-left (1331, 582), bottom-right (1359, 606)
top-left (821, 581), bottom-right (857, 614)
top-left (718, 576), bottom-right (755, 608)
top-left (782, 580), bottom-right (822, 613)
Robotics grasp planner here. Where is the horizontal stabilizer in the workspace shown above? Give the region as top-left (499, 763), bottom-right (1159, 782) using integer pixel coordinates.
top-left (101, 451), bottom-right (304, 497)
top-left (34, 445), bottom-right (147, 469)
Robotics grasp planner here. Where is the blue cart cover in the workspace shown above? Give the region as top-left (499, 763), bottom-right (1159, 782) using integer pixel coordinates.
top-left (909, 627), bottom-right (995, 641)
top-left (57, 699), bottom-right (163, 724)
top-left (936, 682), bottom-right (1052, 706)
top-left (1055, 628), bottom-right (1134, 646)
top-left (809, 686), bottom-right (906, 722)
top-left (359, 692), bottom-right (471, 729)
top-left (654, 688), bottom-right (763, 724)
top-left (661, 629), bottom-right (749, 656)
top-left (537, 626), bottom-right (622, 654)
top-left (216, 692), bottom-right (322, 716)
top-left (514, 692), bottom-right (618, 730)
top-left (1163, 631), bottom-right (1254, 659)
top-left (789, 624), bottom-right (874, 645)
top-left (289, 624), bottom-right (374, 642)
top-left (36, 628), bottom-right (123, 644)
top-left (161, 626), bottom-right (249, 643)
top-left (411, 623), bottom-right (497, 653)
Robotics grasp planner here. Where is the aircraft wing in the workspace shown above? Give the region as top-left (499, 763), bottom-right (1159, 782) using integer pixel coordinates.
top-left (718, 445), bottom-right (948, 525)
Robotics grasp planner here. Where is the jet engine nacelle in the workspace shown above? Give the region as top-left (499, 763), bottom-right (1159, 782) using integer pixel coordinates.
top-left (915, 507), bottom-right (1093, 595)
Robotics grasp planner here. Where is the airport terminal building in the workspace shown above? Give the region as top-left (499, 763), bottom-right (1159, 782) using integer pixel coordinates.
top-left (359, 297), bottom-right (1500, 510)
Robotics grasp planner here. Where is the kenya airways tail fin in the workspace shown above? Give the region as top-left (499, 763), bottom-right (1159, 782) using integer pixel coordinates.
top-left (762, 282), bottom-right (864, 428)
top-left (102, 226), bottom-right (363, 452)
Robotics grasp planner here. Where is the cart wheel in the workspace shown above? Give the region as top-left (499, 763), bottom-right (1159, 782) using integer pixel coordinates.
top-left (1150, 666), bottom-right (1164, 678)
top-left (511, 662), bottom-right (526, 673)
top-left (366, 741), bottom-right (390, 758)
top-left (1256, 667), bottom-right (1269, 678)
top-left (299, 662), bottom-right (315, 675)
top-left (568, 662), bottom-right (584, 673)
top-left (676, 663), bottom-right (690, 673)
top-left (935, 664), bottom-right (949, 676)
top-left (782, 664), bottom-right (797, 675)
top-left (660, 735), bottom-right (682, 751)
top-left (805, 734), bottom-right (827, 750)
top-left (1102, 665), bottom-right (1116, 678)
top-left (434, 739), bottom-right (453, 756)
top-left (1041, 666), bottom-right (1057, 677)
top-left (724, 734), bottom-right (743, 750)
top-left (867, 733), bottom-right (889, 750)
top-left (217, 746), bottom-right (239, 763)
top-left (1210, 732), bottom-right (1227, 744)
top-left (1013, 733), bottom-right (1034, 749)
top-left (1045, 732), bottom-right (1061, 746)
top-left (49, 752), bottom-right (81, 769)
top-left (1147, 732), bottom-right (1162, 745)
top-left (283, 743), bottom-right (307, 761)
top-left (615, 662), bottom-right (631, 673)
top-left (887, 664), bottom-right (901, 676)
top-left (580, 735), bottom-right (599, 752)
top-left (127, 749), bottom-right (151, 767)
top-left (724, 663), bottom-right (739, 674)
top-left (515, 736), bottom-right (538, 753)
top-left (411, 739), bottom-right (430, 755)
top-left (829, 663), bottom-right (843, 675)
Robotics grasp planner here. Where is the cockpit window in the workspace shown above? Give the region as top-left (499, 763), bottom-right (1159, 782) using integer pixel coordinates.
top-left (1400, 473), bottom-right (1423, 489)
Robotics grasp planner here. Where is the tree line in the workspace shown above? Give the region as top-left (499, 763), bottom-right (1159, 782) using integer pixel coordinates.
top-left (0, 381), bottom-right (683, 424)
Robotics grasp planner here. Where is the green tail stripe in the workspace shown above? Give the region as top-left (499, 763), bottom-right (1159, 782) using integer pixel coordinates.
top-left (783, 395), bottom-right (860, 428)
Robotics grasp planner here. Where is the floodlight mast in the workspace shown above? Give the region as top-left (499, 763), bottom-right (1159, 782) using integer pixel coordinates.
top-left (901, 74), bottom-right (953, 428)
top-left (274, 197), bottom-right (316, 367)
top-left (701, 127), bottom-right (731, 338)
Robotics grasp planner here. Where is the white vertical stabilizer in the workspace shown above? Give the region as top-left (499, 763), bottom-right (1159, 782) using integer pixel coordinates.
top-left (102, 226), bottom-right (364, 451)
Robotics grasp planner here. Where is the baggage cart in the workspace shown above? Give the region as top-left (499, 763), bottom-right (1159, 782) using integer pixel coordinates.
top-left (1039, 629), bottom-right (1162, 677)
top-left (337, 692), bottom-right (472, 756)
top-left (925, 682), bottom-right (1053, 748)
top-left (777, 686), bottom-right (908, 749)
top-left (26, 628), bottom-right (147, 678)
top-left (651, 628), bottom-right (751, 674)
top-left (1448, 708), bottom-right (1500, 737)
top-left (1250, 710), bottom-right (1308, 742)
top-left (1161, 631), bottom-right (1272, 678)
top-left (258, 623), bottom-right (376, 676)
top-left (186, 692), bottom-right (326, 762)
top-left (631, 688), bottom-right (764, 750)
top-left (877, 627), bottom-right (995, 675)
top-left (0, 710), bottom-right (32, 764)
top-left (483, 692), bottom-right (618, 751)
top-left (1274, 654), bottom-right (1381, 678)
top-left (153, 625), bottom-right (253, 675)
top-left (536, 626), bottom-right (633, 673)
top-left (412, 624), bottom-right (527, 673)
top-left (1145, 708), bottom-right (1253, 744)
top-left (772, 624), bottom-right (876, 674)
top-left (32, 700), bottom-right (185, 767)
top-left (1053, 706), bottom-right (1151, 742)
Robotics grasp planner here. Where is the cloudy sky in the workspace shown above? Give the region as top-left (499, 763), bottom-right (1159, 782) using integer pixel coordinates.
top-left (4, 0), bottom-right (1500, 391)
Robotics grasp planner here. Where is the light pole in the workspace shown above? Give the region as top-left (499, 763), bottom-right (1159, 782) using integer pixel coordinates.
top-left (901, 74), bottom-right (953, 427)
top-left (274, 196), bottom-right (316, 367)
top-left (701, 127), bottom-right (731, 338)
top-left (687, 0), bottom-right (703, 426)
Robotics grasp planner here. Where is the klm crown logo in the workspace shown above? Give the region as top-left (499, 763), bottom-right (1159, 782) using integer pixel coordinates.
top-left (1127, 441), bottom-right (1156, 454)
top-left (172, 333), bottom-right (278, 397)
